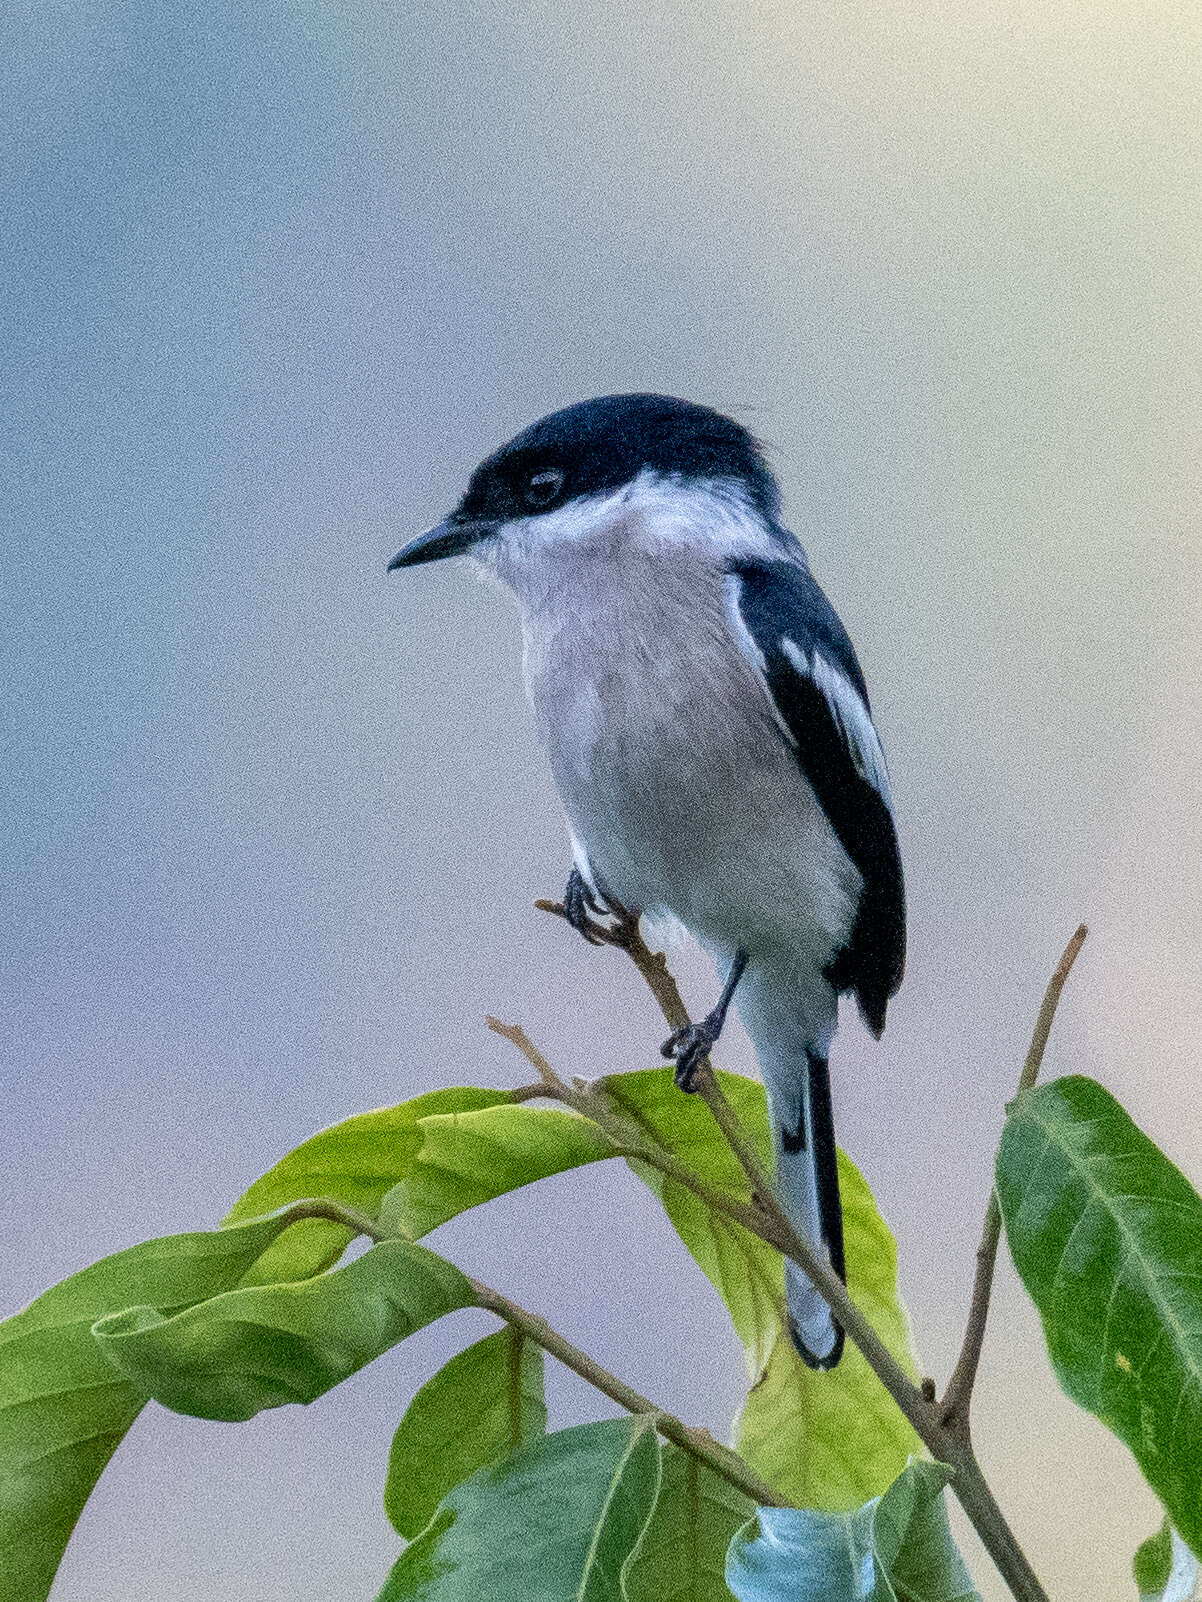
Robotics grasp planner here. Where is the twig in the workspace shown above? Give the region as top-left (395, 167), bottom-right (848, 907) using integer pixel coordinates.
top-left (511, 1081), bottom-right (553, 1103)
top-left (688, 1066), bottom-right (779, 1213)
top-left (488, 1018), bottom-right (772, 1239)
top-left (486, 1017), bottom-right (559, 1086)
top-left (536, 901), bottom-right (776, 1208)
top-left (271, 1197), bottom-right (779, 1507)
top-left (531, 906), bottom-right (920, 1416)
top-left (536, 897), bottom-right (695, 1033)
top-left (940, 924), bottom-right (1088, 1431)
top-left (1017, 922), bottom-right (1090, 1096)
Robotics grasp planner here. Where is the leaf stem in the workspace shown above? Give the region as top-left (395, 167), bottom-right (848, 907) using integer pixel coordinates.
top-left (941, 924), bottom-right (1087, 1430)
top-left (271, 1198), bottom-right (388, 1237)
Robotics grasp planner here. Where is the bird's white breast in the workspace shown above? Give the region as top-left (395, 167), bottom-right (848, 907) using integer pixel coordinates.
top-left (495, 500), bottom-right (861, 967)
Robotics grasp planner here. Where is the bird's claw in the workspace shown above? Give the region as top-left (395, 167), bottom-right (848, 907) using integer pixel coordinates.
top-left (561, 867), bottom-right (635, 946)
top-left (661, 1019), bottom-right (719, 1092)
top-left (563, 867), bottom-right (603, 944)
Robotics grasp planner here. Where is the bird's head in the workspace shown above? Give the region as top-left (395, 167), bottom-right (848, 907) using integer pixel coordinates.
top-left (388, 393), bottom-right (786, 580)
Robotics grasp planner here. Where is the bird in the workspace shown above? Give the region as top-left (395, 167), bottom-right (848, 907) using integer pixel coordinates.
top-left (389, 393), bottom-right (905, 1369)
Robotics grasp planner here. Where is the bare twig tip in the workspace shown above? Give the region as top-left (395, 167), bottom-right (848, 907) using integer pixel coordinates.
top-left (942, 919), bottom-right (1090, 1443)
top-left (485, 1016), bottom-right (561, 1089)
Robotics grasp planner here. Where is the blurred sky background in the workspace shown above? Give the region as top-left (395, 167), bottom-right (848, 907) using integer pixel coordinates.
top-left (3, 0), bottom-right (1201, 1596)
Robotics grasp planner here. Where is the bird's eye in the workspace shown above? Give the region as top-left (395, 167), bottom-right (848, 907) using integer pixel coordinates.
top-left (524, 467), bottom-right (565, 509)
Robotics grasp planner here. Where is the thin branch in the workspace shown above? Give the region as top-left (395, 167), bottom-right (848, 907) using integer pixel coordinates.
top-left (274, 1197), bottom-right (779, 1506)
top-left (511, 1081), bottom-right (554, 1103)
top-left (532, 910), bottom-right (926, 1422)
top-left (685, 1065), bottom-right (779, 1214)
top-left (941, 923), bottom-right (1088, 1430)
top-left (605, 916), bottom-right (691, 1031)
top-left (621, 922), bottom-right (779, 1207)
top-left (488, 1017), bottom-right (773, 1239)
top-left (536, 901), bottom-right (776, 1208)
top-left (1017, 922), bottom-right (1090, 1096)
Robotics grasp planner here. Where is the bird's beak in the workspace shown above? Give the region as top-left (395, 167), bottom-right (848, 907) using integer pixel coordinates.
top-left (387, 517), bottom-right (488, 570)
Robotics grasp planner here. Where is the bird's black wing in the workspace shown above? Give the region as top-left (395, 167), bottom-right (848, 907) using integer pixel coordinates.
top-left (726, 557), bottom-right (905, 1034)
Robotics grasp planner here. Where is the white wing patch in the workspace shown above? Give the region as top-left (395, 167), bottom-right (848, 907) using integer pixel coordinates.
top-left (781, 637), bottom-right (894, 806)
top-left (723, 573), bottom-right (799, 749)
top-left (725, 569), bottom-right (894, 810)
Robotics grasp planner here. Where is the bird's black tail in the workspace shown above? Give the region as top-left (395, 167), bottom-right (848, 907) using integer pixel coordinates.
top-left (729, 960), bottom-right (847, 1367)
top-left (769, 1044), bottom-right (846, 1368)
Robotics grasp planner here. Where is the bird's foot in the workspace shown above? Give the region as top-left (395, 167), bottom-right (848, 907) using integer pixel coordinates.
top-left (562, 867), bottom-right (607, 945)
top-left (661, 1016), bottom-right (722, 1092)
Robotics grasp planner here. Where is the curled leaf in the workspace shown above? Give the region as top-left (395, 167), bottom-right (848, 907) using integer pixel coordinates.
top-left (94, 1239), bottom-right (473, 1421)
top-left (725, 1460), bottom-right (979, 1602)
top-left (0, 1212), bottom-right (297, 1602)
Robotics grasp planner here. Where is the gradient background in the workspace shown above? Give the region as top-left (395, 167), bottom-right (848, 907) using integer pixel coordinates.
top-left (4, 1), bottom-right (1201, 1596)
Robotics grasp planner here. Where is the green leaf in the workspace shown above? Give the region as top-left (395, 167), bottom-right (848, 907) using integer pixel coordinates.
top-left (93, 1239), bottom-right (473, 1421)
top-left (869, 1460), bottom-right (979, 1601)
top-left (376, 1417), bottom-right (662, 1602)
top-left (1134, 1520), bottom-right (1200, 1601)
top-left (997, 1076), bottom-right (1202, 1557)
top-left (224, 1087), bottom-right (514, 1284)
top-left (380, 1104), bottom-right (613, 1239)
top-left (0, 1212), bottom-right (296, 1602)
top-left (384, 1326), bottom-right (547, 1539)
top-left (1137, 1521), bottom-right (1177, 1595)
top-left (624, 1443), bottom-right (751, 1602)
top-left (599, 1069), bottom-right (920, 1511)
top-left (725, 1460), bottom-right (980, 1602)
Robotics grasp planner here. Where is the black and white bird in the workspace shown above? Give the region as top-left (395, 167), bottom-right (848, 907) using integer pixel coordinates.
top-left (389, 394), bottom-right (905, 1368)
